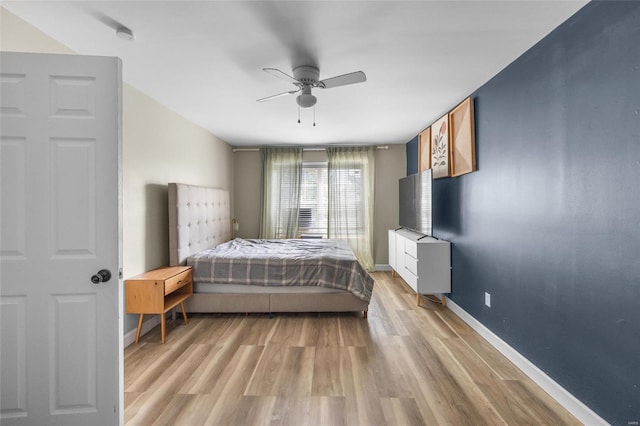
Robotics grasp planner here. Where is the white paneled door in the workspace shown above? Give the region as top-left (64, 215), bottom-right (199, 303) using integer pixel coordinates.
top-left (1, 52), bottom-right (122, 425)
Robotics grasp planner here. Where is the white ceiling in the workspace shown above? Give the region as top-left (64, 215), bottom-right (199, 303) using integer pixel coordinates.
top-left (3, 1), bottom-right (587, 147)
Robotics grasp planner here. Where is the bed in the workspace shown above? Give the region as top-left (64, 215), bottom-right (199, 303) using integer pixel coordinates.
top-left (168, 182), bottom-right (372, 316)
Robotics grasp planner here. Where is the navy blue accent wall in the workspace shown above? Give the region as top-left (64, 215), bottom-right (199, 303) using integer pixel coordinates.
top-left (415, 2), bottom-right (640, 424)
top-left (406, 135), bottom-right (418, 175)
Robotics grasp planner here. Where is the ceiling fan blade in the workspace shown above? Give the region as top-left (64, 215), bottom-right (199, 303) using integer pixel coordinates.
top-left (263, 68), bottom-right (299, 85)
top-left (319, 71), bottom-right (367, 89)
top-left (257, 89), bottom-right (300, 102)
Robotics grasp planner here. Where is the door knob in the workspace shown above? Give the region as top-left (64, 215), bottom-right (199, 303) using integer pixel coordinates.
top-left (91, 269), bottom-right (112, 284)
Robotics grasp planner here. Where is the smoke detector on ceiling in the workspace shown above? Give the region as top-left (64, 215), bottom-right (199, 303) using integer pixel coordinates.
top-left (116, 26), bottom-right (134, 41)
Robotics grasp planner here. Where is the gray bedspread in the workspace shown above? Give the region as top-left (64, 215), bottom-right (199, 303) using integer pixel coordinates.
top-left (186, 238), bottom-right (374, 302)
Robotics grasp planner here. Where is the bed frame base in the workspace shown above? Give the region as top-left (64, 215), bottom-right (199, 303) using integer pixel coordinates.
top-left (186, 292), bottom-right (369, 317)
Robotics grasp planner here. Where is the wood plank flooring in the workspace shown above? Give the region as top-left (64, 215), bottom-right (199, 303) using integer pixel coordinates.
top-left (124, 272), bottom-right (580, 425)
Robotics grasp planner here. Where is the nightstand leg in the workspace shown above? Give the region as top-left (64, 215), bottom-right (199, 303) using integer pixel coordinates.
top-left (135, 314), bottom-right (144, 344)
top-left (180, 301), bottom-right (189, 324)
top-left (416, 293), bottom-right (421, 306)
top-left (161, 312), bottom-right (166, 344)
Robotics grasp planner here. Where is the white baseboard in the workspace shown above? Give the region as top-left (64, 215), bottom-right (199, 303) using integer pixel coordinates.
top-left (123, 316), bottom-right (160, 348)
top-left (446, 298), bottom-right (608, 426)
top-left (375, 264), bottom-right (392, 271)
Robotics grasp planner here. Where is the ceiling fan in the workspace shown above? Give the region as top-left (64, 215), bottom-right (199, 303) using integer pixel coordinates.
top-left (257, 66), bottom-right (367, 108)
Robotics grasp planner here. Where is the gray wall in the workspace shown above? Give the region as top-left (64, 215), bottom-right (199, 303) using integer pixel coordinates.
top-left (233, 145), bottom-right (405, 267)
top-left (233, 150), bottom-right (262, 239)
top-left (410, 2), bottom-right (639, 424)
top-left (373, 145), bottom-right (405, 265)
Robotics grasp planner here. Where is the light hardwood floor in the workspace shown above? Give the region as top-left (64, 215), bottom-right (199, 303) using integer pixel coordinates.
top-left (124, 272), bottom-right (580, 425)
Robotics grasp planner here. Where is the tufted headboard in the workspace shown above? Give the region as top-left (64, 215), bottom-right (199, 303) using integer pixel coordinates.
top-left (168, 183), bottom-right (231, 266)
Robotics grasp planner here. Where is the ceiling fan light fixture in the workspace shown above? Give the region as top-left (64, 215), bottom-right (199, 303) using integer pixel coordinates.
top-left (296, 93), bottom-right (317, 108)
top-left (260, 65), bottom-right (365, 111)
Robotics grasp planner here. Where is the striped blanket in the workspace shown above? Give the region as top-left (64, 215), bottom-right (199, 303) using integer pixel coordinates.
top-left (187, 238), bottom-right (373, 302)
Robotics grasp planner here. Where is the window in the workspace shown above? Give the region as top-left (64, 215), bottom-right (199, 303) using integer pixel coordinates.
top-left (299, 162), bottom-right (328, 237)
top-left (260, 146), bottom-right (374, 271)
top-left (298, 162), bottom-right (366, 238)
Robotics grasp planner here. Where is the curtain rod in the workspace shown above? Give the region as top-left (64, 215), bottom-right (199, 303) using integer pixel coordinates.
top-left (233, 145), bottom-right (389, 153)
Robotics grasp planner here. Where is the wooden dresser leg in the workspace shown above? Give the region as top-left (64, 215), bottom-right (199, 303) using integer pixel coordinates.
top-left (416, 293), bottom-right (421, 306)
top-left (161, 312), bottom-right (166, 344)
top-left (363, 310), bottom-right (368, 319)
top-left (135, 314), bottom-right (144, 344)
top-left (441, 295), bottom-right (446, 306)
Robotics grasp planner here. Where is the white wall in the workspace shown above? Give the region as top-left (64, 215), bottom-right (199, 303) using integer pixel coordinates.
top-left (122, 86), bottom-right (232, 277)
top-left (1, 8), bottom-right (234, 334)
top-left (0, 7), bottom-right (75, 55)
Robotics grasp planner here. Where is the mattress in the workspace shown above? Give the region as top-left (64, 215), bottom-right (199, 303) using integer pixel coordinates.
top-left (187, 238), bottom-right (374, 301)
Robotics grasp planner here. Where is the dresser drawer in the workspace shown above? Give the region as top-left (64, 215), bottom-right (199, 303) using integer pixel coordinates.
top-left (403, 269), bottom-right (417, 292)
top-left (404, 239), bottom-right (417, 258)
top-left (405, 256), bottom-right (418, 275)
top-left (164, 269), bottom-right (192, 295)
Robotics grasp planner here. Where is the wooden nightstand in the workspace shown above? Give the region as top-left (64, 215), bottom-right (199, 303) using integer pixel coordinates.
top-left (125, 266), bottom-right (193, 344)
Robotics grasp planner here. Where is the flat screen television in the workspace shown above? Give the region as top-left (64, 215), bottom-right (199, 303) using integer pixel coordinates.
top-left (398, 169), bottom-right (432, 235)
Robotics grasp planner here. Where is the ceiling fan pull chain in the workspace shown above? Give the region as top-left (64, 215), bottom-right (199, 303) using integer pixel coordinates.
top-left (298, 104), bottom-right (301, 124)
top-left (313, 105), bottom-right (316, 127)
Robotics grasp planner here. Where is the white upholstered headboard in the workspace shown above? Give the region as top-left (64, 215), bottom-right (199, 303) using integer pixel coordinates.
top-left (168, 183), bottom-right (231, 266)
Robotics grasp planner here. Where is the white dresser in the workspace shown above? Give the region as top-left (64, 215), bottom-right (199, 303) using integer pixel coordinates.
top-left (388, 228), bottom-right (451, 305)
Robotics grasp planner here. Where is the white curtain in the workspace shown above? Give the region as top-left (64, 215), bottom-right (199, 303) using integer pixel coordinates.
top-left (327, 147), bottom-right (375, 271)
top-left (260, 147), bottom-right (303, 239)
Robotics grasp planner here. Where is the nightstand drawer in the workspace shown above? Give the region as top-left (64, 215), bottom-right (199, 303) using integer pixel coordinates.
top-left (165, 269), bottom-right (192, 295)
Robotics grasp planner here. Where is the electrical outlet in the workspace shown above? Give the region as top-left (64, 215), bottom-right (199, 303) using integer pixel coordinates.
top-left (485, 292), bottom-right (491, 308)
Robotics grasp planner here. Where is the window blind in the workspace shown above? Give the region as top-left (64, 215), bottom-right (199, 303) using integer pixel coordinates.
top-left (299, 162), bottom-right (328, 237)
top-left (298, 162), bottom-right (365, 238)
